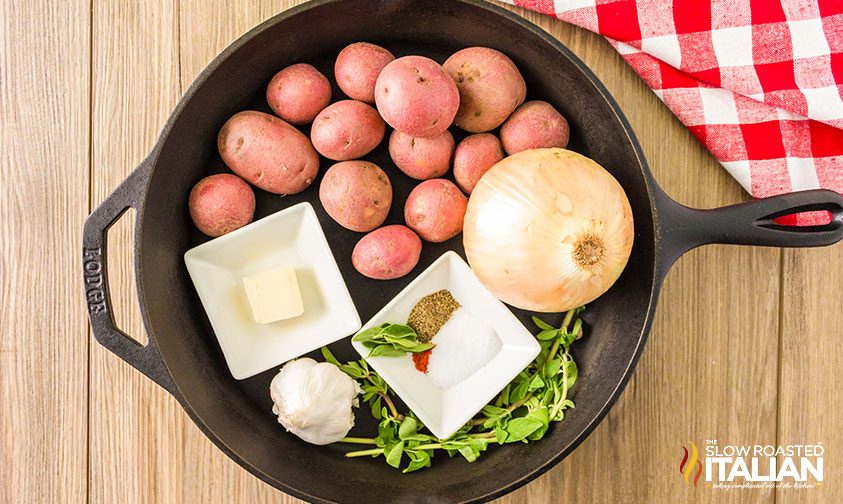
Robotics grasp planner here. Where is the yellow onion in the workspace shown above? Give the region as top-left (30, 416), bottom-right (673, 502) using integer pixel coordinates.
top-left (463, 148), bottom-right (634, 312)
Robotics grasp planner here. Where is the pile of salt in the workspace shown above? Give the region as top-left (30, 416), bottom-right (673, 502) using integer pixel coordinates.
top-left (425, 308), bottom-right (502, 389)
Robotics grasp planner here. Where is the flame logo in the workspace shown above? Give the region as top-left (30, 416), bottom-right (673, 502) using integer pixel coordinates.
top-left (679, 442), bottom-right (703, 487)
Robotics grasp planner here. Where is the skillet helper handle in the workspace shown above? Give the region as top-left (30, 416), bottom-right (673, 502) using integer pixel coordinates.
top-left (660, 189), bottom-right (843, 265)
top-left (82, 156), bottom-right (176, 394)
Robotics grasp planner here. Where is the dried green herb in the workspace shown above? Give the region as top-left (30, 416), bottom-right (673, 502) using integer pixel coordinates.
top-left (407, 289), bottom-right (460, 342)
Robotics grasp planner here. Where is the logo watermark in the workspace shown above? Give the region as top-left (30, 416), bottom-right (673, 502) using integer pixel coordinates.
top-left (679, 442), bottom-right (703, 487)
top-left (679, 440), bottom-right (824, 490)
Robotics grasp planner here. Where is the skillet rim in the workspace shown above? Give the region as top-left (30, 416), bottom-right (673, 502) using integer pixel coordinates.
top-left (133, 0), bottom-right (664, 501)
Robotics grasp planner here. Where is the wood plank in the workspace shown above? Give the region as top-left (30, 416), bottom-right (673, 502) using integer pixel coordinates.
top-left (0, 0), bottom-right (90, 502)
top-left (496, 6), bottom-right (781, 503)
top-left (778, 243), bottom-right (843, 503)
top-left (88, 0), bottom-right (182, 502)
top-left (175, 1), bottom-right (301, 501)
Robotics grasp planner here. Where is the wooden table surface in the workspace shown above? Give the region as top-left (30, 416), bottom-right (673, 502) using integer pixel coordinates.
top-left (2, 0), bottom-right (841, 502)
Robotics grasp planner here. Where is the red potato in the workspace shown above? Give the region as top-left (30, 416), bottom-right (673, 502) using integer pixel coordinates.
top-left (404, 179), bottom-right (468, 243)
top-left (500, 100), bottom-right (570, 155)
top-left (218, 111), bottom-right (319, 195)
top-left (310, 100), bottom-right (386, 161)
top-left (319, 161), bottom-right (392, 232)
top-left (374, 56), bottom-right (459, 138)
top-left (266, 63), bottom-right (332, 125)
top-left (453, 133), bottom-right (504, 194)
top-left (443, 47), bottom-right (527, 133)
top-left (388, 130), bottom-right (454, 180)
top-left (188, 173), bottom-right (255, 237)
top-left (335, 42), bottom-right (395, 103)
top-left (352, 225), bottom-right (422, 280)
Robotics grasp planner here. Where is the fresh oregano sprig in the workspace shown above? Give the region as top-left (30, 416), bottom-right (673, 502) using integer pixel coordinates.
top-left (322, 307), bottom-right (585, 473)
top-left (352, 323), bottom-right (434, 358)
top-left (321, 347), bottom-right (401, 420)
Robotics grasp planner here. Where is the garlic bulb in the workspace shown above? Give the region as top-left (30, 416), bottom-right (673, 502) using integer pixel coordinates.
top-left (269, 357), bottom-right (361, 445)
top-left (463, 148), bottom-right (634, 312)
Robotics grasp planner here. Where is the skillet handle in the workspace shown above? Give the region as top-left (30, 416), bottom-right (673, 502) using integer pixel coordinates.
top-left (658, 189), bottom-right (843, 268)
top-left (82, 156), bottom-right (176, 394)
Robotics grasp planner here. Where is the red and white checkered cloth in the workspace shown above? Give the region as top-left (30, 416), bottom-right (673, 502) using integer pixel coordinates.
top-left (498, 0), bottom-right (843, 224)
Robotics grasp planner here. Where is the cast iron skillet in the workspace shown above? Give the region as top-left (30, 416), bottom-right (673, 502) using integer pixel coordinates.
top-left (81, 0), bottom-right (843, 502)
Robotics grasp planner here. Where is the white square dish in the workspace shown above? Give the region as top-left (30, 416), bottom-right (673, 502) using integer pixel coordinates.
top-left (352, 251), bottom-right (540, 439)
top-left (185, 202), bottom-right (361, 380)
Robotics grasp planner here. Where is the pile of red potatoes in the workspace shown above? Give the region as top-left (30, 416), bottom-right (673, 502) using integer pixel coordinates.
top-left (189, 42), bottom-right (571, 280)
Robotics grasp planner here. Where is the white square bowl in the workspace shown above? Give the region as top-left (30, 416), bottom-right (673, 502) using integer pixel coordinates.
top-left (185, 202), bottom-right (361, 380)
top-left (352, 251), bottom-right (540, 440)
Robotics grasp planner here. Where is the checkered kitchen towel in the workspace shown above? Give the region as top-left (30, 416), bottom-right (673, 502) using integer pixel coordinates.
top-left (498, 0), bottom-right (843, 223)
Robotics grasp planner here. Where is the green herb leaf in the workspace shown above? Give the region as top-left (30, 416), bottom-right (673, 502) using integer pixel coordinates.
top-left (481, 405), bottom-right (508, 417)
top-left (536, 387), bottom-right (550, 406)
top-left (532, 316), bottom-right (556, 331)
top-left (504, 418), bottom-right (544, 443)
top-left (398, 416), bottom-right (418, 440)
top-left (565, 359), bottom-right (578, 387)
top-left (339, 364), bottom-right (365, 379)
top-left (320, 346), bottom-right (341, 367)
top-left (381, 324), bottom-right (416, 339)
top-left (377, 420), bottom-right (395, 445)
top-left (561, 320), bottom-right (582, 349)
top-left (352, 326), bottom-right (384, 343)
top-left (408, 342), bottom-right (435, 353)
top-left (368, 345), bottom-right (407, 358)
top-left (386, 336), bottom-right (421, 348)
top-left (543, 358), bottom-right (562, 378)
top-left (403, 450), bottom-right (431, 473)
top-left (370, 396), bottom-right (382, 420)
top-left (494, 426), bottom-right (508, 444)
top-left (526, 407), bottom-right (550, 441)
top-left (482, 417), bottom-right (499, 429)
top-left (535, 329), bottom-right (559, 341)
top-left (386, 441), bottom-right (405, 468)
top-left (458, 445), bottom-right (477, 462)
top-left (468, 438), bottom-right (490, 452)
top-left (497, 384), bottom-right (511, 407)
top-left (528, 375), bottom-right (545, 391)
top-left (510, 381), bottom-right (529, 403)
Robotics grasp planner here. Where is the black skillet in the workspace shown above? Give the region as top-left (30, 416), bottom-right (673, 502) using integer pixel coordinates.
top-left (81, 0), bottom-right (843, 502)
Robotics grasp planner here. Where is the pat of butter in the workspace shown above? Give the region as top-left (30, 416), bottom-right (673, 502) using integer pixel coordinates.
top-left (242, 266), bottom-right (304, 324)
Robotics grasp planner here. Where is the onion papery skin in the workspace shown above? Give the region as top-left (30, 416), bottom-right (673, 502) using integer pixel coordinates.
top-left (463, 148), bottom-right (634, 312)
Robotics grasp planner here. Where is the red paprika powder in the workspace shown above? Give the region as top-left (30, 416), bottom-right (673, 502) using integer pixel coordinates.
top-left (412, 347), bottom-right (433, 373)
